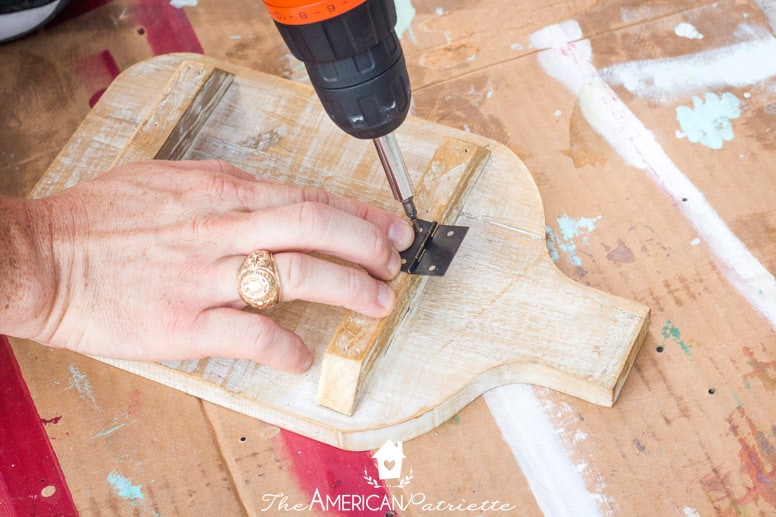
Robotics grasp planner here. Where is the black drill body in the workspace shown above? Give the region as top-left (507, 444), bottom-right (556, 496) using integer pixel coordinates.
top-left (271, 0), bottom-right (411, 140)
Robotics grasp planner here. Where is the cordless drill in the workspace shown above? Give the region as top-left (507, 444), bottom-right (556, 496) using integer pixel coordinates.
top-left (262, 0), bottom-right (420, 228)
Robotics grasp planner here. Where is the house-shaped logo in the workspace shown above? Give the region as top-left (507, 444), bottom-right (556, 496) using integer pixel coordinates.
top-left (372, 440), bottom-right (405, 480)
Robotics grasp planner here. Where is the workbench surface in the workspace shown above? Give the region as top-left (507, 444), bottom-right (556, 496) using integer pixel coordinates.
top-left (2, 0), bottom-right (776, 515)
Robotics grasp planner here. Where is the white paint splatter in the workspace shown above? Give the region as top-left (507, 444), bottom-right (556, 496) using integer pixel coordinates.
top-left (485, 385), bottom-right (604, 516)
top-left (691, 238), bottom-right (701, 246)
top-left (511, 42), bottom-right (525, 51)
top-left (572, 429), bottom-right (588, 444)
top-left (676, 92), bottom-right (741, 149)
top-left (394, 0), bottom-right (417, 44)
top-left (683, 507), bottom-right (700, 517)
top-left (600, 23), bottom-right (776, 103)
top-left (530, 19), bottom-right (776, 329)
top-left (435, 7), bottom-right (444, 15)
top-left (169, 0), bottom-right (197, 8)
top-left (674, 22), bottom-right (703, 40)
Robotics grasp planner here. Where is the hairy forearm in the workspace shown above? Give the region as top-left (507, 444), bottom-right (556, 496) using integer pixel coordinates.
top-left (0, 194), bottom-right (55, 339)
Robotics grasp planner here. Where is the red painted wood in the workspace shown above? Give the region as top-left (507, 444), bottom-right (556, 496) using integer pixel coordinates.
top-left (279, 430), bottom-right (399, 516)
top-left (0, 336), bottom-right (77, 517)
top-left (130, 0), bottom-right (204, 55)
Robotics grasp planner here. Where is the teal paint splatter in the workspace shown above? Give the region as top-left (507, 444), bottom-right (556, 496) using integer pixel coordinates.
top-left (107, 471), bottom-right (144, 505)
top-left (662, 320), bottom-right (692, 357)
top-left (68, 365), bottom-right (98, 408)
top-left (93, 423), bottom-right (126, 438)
top-left (546, 214), bottom-right (601, 267)
top-left (557, 214), bottom-right (600, 242)
top-left (676, 92), bottom-right (741, 150)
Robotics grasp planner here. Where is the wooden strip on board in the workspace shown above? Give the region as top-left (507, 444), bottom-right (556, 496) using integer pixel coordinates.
top-left (315, 138), bottom-right (491, 415)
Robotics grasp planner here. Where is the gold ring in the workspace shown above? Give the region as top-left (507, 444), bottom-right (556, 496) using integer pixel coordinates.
top-left (237, 250), bottom-right (281, 310)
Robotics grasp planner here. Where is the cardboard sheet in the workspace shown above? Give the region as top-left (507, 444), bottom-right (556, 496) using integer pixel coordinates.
top-left (2, 0), bottom-right (776, 513)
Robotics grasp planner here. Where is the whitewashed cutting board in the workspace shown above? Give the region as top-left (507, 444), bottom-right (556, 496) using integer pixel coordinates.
top-left (32, 54), bottom-right (649, 451)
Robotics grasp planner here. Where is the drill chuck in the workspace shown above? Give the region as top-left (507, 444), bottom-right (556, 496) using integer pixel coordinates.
top-left (264, 0), bottom-right (411, 140)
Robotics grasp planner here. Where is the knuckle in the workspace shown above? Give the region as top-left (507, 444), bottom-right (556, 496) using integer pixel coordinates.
top-left (295, 201), bottom-right (330, 236)
top-left (244, 315), bottom-right (278, 355)
top-left (211, 159), bottom-right (231, 174)
top-left (279, 253), bottom-right (310, 296)
top-left (186, 215), bottom-right (223, 244)
top-left (200, 170), bottom-right (242, 202)
top-left (301, 186), bottom-right (331, 206)
top-left (345, 267), bottom-right (370, 298)
top-left (202, 174), bottom-right (231, 201)
top-left (364, 225), bottom-right (389, 262)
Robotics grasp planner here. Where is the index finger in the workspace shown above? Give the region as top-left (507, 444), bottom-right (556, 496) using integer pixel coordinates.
top-left (171, 160), bottom-right (417, 251)
top-left (243, 181), bottom-right (416, 252)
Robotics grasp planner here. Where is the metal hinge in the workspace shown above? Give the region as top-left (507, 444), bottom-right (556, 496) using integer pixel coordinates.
top-left (400, 219), bottom-right (469, 276)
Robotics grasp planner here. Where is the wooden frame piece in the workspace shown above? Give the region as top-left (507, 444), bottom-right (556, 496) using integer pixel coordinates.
top-left (111, 60), bottom-right (234, 166)
top-left (316, 138), bottom-right (491, 414)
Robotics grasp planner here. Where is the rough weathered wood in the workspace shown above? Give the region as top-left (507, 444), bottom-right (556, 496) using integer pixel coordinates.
top-left (32, 54), bottom-right (648, 450)
top-left (111, 60), bottom-right (233, 166)
top-left (316, 139), bottom-right (491, 414)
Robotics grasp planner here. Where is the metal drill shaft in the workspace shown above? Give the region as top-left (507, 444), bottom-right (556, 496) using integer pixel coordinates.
top-left (373, 133), bottom-right (420, 230)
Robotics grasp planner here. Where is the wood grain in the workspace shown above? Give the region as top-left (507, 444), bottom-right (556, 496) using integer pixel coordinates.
top-left (111, 60), bottom-right (233, 166)
top-left (31, 54), bottom-right (649, 450)
top-left (316, 139), bottom-right (490, 414)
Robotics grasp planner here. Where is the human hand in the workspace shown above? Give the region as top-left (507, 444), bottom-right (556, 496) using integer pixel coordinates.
top-left (7, 160), bottom-right (415, 373)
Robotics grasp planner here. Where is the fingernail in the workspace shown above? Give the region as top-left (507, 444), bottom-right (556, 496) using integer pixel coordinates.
top-left (389, 220), bottom-right (415, 251)
top-left (378, 283), bottom-right (395, 310)
top-left (300, 350), bottom-right (314, 372)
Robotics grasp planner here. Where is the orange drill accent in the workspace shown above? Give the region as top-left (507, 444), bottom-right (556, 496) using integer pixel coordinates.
top-left (263, 0), bottom-right (366, 25)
